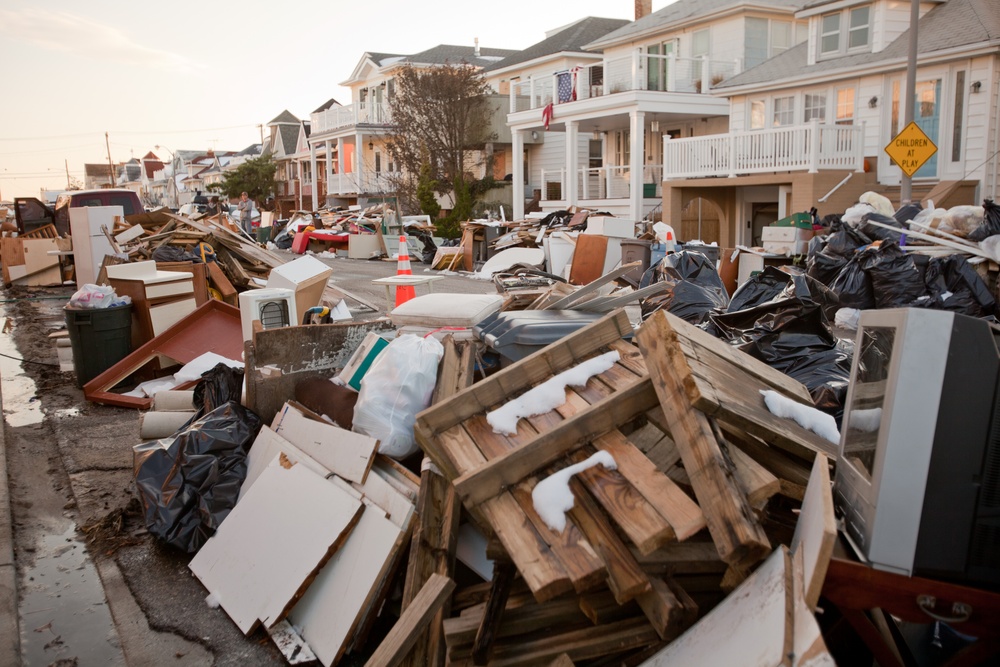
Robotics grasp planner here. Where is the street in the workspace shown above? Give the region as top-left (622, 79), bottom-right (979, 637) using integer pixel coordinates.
top-left (0, 251), bottom-right (498, 665)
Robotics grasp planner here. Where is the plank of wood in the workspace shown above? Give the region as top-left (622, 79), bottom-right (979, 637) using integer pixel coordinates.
top-left (543, 261), bottom-right (643, 310)
top-left (725, 428), bottom-right (812, 501)
top-left (271, 401), bottom-right (378, 485)
top-left (568, 234), bottom-right (608, 286)
top-left (453, 375), bottom-right (659, 506)
top-left (636, 310), bottom-right (770, 571)
top-left (471, 560), bottom-right (517, 664)
top-left (207, 260), bottom-right (238, 305)
top-left (218, 247), bottom-right (251, 287)
top-left (416, 309), bottom-right (632, 438)
top-left (634, 540), bottom-right (727, 576)
top-left (790, 454), bottom-right (835, 611)
top-left (445, 593), bottom-right (598, 649)
top-left (636, 576), bottom-right (699, 642)
top-left (189, 460), bottom-right (363, 635)
top-left (364, 574), bottom-right (456, 667)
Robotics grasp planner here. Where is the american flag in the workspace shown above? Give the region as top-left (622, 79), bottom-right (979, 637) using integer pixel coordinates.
top-left (557, 70), bottom-right (576, 103)
top-left (542, 102), bottom-right (553, 130)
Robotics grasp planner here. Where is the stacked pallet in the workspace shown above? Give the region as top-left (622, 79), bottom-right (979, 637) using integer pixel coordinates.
top-left (398, 309), bottom-right (837, 665)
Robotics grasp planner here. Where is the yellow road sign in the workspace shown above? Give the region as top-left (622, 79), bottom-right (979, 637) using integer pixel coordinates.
top-left (884, 122), bottom-right (937, 177)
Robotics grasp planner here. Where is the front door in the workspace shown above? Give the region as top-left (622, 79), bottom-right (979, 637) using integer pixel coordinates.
top-left (913, 79), bottom-right (941, 178)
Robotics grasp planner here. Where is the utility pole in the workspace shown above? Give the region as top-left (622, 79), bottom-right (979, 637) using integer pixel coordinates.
top-left (65, 159), bottom-right (71, 189)
top-left (258, 124), bottom-right (264, 147)
top-left (106, 131), bottom-right (117, 187)
top-left (900, 0), bottom-right (920, 205)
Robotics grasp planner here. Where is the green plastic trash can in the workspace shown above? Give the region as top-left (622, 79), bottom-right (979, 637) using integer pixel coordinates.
top-left (64, 303), bottom-right (133, 388)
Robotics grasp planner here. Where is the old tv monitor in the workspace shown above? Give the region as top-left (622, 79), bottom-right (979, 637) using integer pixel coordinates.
top-left (834, 308), bottom-right (1000, 587)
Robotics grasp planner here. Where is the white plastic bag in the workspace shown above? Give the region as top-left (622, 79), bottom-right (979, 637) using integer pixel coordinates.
top-left (859, 191), bottom-right (895, 218)
top-left (352, 334), bottom-right (444, 459)
top-left (69, 283), bottom-right (117, 309)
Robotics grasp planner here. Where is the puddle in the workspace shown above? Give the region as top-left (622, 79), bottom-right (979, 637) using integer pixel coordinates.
top-left (0, 307), bottom-right (45, 427)
top-left (18, 525), bottom-right (124, 665)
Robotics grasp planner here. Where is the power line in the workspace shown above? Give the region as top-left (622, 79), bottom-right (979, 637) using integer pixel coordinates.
top-left (0, 124), bottom-right (258, 142)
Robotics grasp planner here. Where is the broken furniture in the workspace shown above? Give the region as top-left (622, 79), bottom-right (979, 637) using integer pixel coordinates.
top-left (83, 299), bottom-right (243, 409)
top-left (106, 260), bottom-right (197, 348)
top-left (372, 275), bottom-right (446, 311)
top-left (266, 255), bottom-right (334, 319)
top-left (70, 205), bottom-right (123, 286)
top-left (0, 225), bottom-right (64, 286)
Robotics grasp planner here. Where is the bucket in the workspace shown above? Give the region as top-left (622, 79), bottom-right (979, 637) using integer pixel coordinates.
top-left (256, 226), bottom-right (272, 243)
top-left (64, 303), bottom-right (133, 388)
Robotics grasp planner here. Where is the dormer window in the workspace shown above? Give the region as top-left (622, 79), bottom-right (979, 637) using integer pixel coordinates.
top-left (819, 5), bottom-right (870, 58)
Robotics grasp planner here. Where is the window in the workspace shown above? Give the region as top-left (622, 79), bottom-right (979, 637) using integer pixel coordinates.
top-left (646, 41), bottom-right (675, 92)
top-left (819, 5), bottom-right (870, 57)
top-left (805, 93), bottom-right (826, 122)
top-left (692, 29), bottom-right (710, 83)
top-left (745, 19), bottom-right (793, 69)
top-left (773, 96), bottom-right (794, 126)
top-left (890, 79), bottom-right (900, 138)
top-left (771, 22), bottom-right (792, 55)
top-left (836, 88), bottom-right (855, 124)
top-left (750, 99), bottom-right (765, 130)
top-left (952, 71), bottom-right (965, 162)
top-left (589, 139), bottom-right (603, 170)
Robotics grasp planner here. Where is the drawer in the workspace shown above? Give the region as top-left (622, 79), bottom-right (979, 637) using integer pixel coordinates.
top-left (146, 279), bottom-right (194, 299)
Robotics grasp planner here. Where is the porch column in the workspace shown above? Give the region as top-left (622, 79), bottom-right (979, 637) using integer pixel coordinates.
top-left (324, 139), bottom-right (333, 203)
top-left (296, 158), bottom-right (303, 210)
top-left (513, 129), bottom-right (525, 220)
top-left (337, 137), bottom-right (346, 195)
top-left (310, 141), bottom-right (319, 211)
top-left (565, 120), bottom-right (579, 208)
top-left (354, 132), bottom-right (364, 192)
top-left (630, 110), bottom-right (645, 222)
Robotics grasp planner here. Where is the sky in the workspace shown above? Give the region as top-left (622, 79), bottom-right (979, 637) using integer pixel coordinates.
top-left (0, 0), bottom-right (674, 201)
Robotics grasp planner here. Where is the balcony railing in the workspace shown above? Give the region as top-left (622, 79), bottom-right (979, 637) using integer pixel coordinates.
top-left (540, 164), bottom-right (663, 201)
top-left (311, 102), bottom-right (393, 134)
top-left (510, 53), bottom-right (739, 113)
top-left (663, 122), bottom-right (865, 178)
top-left (328, 170), bottom-right (401, 196)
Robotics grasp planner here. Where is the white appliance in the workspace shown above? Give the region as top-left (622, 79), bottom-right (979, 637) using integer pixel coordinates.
top-left (69, 205), bottom-right (124, 286)
top-left (239, 288), bottom-right (297, 342)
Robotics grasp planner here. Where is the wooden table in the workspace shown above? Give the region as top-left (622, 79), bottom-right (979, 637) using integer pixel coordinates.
top-left (372, 274), bottom-right (445, 311)
top-left (822, 553), bottom-right (1000, 666)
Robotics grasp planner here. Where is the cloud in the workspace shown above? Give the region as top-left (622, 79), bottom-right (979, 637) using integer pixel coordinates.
top-left (0, 8), bottom-right (202, 73)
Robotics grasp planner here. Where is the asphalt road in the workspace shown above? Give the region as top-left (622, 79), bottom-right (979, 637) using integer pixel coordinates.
top-left (0, 250), bottom-right (499, 665)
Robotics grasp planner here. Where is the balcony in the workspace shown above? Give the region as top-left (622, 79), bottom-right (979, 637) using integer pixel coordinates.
top-left (510, 53), bottom-right (739, 113)
top-left (663, 122), bottom-right (865, 179)
top-left (311, 102), bottom-right (393, 135)
top-left (328, 170), bottom-right (401, 196)
top-left (540, 164), bottom-right (663, 202)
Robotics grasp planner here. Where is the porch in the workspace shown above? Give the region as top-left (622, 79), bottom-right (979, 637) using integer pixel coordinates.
top-left (311, 101), bottom-right (392, 134)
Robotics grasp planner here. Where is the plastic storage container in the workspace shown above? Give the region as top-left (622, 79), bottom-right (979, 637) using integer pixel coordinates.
top-left (680, 243), bottom-right (720, 266)
top-left (64, 303), bottom-right (133, 388)
top-left (620, 239), bottom-right (653, 284)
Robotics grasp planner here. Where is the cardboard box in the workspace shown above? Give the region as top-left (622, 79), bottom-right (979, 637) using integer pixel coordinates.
top-left (763, 239), bottom-right (810, 256)
top-left (761, 226), bottom-right (812, 243)
top-left (266, 255), bottom-right (333, 318)
top-left (583, 216), bottom-right (636, 239)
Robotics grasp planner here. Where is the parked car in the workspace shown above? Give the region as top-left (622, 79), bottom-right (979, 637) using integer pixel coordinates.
top-left (15, 188), bottom-right (144, 235)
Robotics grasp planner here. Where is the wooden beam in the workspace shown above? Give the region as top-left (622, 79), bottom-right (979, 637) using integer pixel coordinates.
top-left (364, 574), bottom-right (456, 667)
top-left (636, 311), bottom-right (770, 571)
top-left (471, 560), bottom-right (517, 665)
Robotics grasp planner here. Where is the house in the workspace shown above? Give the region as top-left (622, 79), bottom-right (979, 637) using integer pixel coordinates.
top-left (83, 163), bottom-right (115, 190)
top-left (306, 43), bottom-right (517, 211)
top-left (495, 0), bottom-right (811, 224)
top-left (662, 0), bottom-right (1000, 246)
top-left (266, 110), bottom-right (305, 216)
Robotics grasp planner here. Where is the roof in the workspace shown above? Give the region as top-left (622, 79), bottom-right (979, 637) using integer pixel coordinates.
top-left (312, 98), bottom-right (341, 114)
top-left (585, 0), bottom-right (812, 50)
top-left (717, 0), bottom-right (1000, 90)
top-left (485, 17), bottom-right (631, 72)
top-left (277, 125), bottom-right (299, 156)
top-left (399, 44), bottom-right (518, 68)
top-left (236, 143), bottom-right (263, 157)
top-left (84, 163), bottom-right (113, 177)
top-left (268, 110), bottom-right (300, 125)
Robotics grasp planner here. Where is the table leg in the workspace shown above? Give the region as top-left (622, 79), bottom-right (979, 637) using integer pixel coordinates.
top-left (838, 606), bottom-right (906, 667)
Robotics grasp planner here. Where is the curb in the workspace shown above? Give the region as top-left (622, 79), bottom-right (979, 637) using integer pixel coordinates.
top-left (0, 363), bottom-right (22, 665)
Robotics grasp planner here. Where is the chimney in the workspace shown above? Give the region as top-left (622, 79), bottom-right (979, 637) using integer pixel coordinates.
top-left (474, 37), bottom-right (480, 57)
top-left (635, 0), bottom-right (651, 20)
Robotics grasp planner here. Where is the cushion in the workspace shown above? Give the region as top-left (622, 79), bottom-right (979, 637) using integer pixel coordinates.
top-left (390, 293), bottom-right (503, 328)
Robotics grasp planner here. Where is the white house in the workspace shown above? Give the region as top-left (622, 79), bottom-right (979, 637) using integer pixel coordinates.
top-left (663, 0), bottom-right (1000, 246)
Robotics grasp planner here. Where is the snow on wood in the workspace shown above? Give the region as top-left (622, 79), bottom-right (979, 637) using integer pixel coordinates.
top-left (486, 350), bottom-right (620, 435)
top-left (531, 451), bottom-right (617, 532)
top-left (760, 390), bottom-right (840, 445)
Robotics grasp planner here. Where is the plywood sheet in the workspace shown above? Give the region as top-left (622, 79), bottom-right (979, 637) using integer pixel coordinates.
top-left (189, 461), bottom-right (363, 634)
top-left (790, 454), bottom-right (835, 611)
top-left (568, 234), bottom-right (609, 286)
top-left (272, 402), bottom-right (378, 485)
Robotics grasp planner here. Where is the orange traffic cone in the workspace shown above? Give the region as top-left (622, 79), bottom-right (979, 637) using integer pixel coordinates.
top-left (395, 235), bottom-right (416, 307)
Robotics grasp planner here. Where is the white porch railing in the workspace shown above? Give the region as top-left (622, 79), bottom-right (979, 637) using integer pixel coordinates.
top-left (311, 102), bottom-right (393, 134)
top-left (328, 170), bottom-right (401, 196)
top-left (541, 164), bottom-right (664, 201)
top-left (510, 53), bottom-right (739, 113)
top-left (663, 122), bottom-right (866, 178)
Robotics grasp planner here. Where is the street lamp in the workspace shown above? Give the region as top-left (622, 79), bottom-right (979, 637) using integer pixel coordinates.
top-left (154, 145), bottom-right (178, 209)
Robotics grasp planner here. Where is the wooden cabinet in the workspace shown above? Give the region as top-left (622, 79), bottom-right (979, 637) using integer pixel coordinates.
top-left (106, 261), bottom-right (197, 348)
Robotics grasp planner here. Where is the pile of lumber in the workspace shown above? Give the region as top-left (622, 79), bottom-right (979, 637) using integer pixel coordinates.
top-left (394, 309), bottom-right (838, 665)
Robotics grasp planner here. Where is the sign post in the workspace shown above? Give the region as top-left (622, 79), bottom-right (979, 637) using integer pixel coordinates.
top-left (884, 121), bottom-right (937, 178)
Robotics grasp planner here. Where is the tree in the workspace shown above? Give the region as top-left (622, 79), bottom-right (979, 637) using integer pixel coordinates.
top-left (387, 63), bottom-right (498, 235)
top-left (209, 154), bottom-right (276, 202)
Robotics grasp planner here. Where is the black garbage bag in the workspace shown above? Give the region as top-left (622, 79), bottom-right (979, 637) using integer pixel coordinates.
top-left (829, 245), bottom-right (882, 310)
top-left (918, 254), bottom-right (998, 318)
top-left (134, 401), bottom-right (262, 553)
top-left (152, 245), bottom-right (203, 263)
top-left (781, 338), bottom-right (855, 424)
top-left (866, 242), bottom-right (928, 308)
top-left (825, 222), bottom-right (872, 257)
top-left (407, 228), bottom-right (438, 264)
top-left (894, 203), bottom-right (923, 225)
top-left (726, 267), bottom-right (838, 317)
top-left (708, 301), bottom-right (837, 369)
top-left (860, 212), bottom-right (905, 243)
top-left (807, 251), bottom-right (849, 287)
top-left (640, 251), bottom-right (729, 324)
top-left (968, 199), bottom-right (1000, 242)
top-left (193, 363), bottom-right (247, 419)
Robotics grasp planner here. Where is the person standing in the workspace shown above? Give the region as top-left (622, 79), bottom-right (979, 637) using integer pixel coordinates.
top-left (238, 191), bottom-right (253, 236)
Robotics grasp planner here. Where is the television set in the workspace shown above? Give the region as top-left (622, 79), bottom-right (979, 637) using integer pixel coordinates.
top-left (834, 308), bottom-right (1000, 587)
